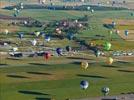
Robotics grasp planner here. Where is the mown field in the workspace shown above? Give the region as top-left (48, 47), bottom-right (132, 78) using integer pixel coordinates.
top-left (0, 56), bottom-right (134, 100)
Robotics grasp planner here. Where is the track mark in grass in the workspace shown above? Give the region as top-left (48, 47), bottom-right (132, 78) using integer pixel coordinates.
top-left (67, 57), bottom-right (93, 60)
top-left (36, 97), bottom-right (51, 100)
top-left (18, 90), bottom-right (49, 96)
top-left (77, 74), bottom-right (108, 79)
top-left (101, 65), bottom-right (120, 68)
top-left (29, 63), bottom-right (49, 66)
top-left (118, 70), bottom-right (134, 73)
top-left (27, 72), bottom-right (52, 75)
top-left (7, 74), bottom-right (29, 78)
top-left (117, 61), bottom-right (130, 64)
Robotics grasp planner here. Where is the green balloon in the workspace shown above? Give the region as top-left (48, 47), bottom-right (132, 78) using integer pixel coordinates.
top-left (104, 42), bottom-right (111, 51)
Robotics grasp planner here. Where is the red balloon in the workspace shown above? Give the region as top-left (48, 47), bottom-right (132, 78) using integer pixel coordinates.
top-left (44, 52), bottom-right (51, 60)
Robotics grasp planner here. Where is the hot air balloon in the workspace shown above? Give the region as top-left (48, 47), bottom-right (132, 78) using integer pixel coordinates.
top-left (106, 57), bottom-right (113, 65)
top-left (31, 39), bottom-right (37, 46)
top-left (18, 33), bottom-right (24, 39)
top-left (81, 61), bottom-right (88, 69)
top-left (101, 87), bottom-right (110, 96)
top-left (66, 46), bottom-right (72, 52)
top-left (20, 5), bottom-right (24, 9)
top-left (35, 31), bottom-right (40, 37)
top-left (67, 33), bottom-right (74, 40)
top-left (44, 52), bottom-right (51, 60)
top-left (91, 9), bottom-right (94, 13)
top-left (45, 35), bottom-right (51, 42)
top-left (112, 21), bottom-right (116, 28)
top-left (80, 80), bottom-right (89, 90)
top-left (56, 48), bottom-right (63, 56)
top-left (4, 29), bottom-right (9, 35)
top-left (87, 6), bottom-right (90, 10)
top-left (124, 30), bottom-right (129, 36)
top-left (104, 42), bottom-right (111, 51)
top-left (94, 50), bottom-right (101, 57)
top-left (109, 30), bottom-right (113, 35)
top-left (13, 8), bottom-right (17, 11)
top-left (12, 47), bottom-right (18, 52)
top-left (130, 13), bottom-right (134, 16)
top-left (115, 30), bottom-right (120, 34)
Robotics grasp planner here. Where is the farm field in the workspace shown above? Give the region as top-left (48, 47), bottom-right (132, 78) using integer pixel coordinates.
top-left (0, 0), bottom-right (134, 100)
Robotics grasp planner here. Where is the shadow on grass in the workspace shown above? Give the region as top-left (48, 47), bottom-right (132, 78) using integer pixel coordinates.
top-left (67, 57), bottom-right (93, 60)
top-left (77, 74), bottom-right (108, 79)
top-left (18, 90), bottom-right (49, 96)
top-left (7, 58), bottom-right (21, 60)
top-left (27, 72), bottom-right (52, 75)
top-left (117, 61), bottom-right (129, 64)
top-left (102, 65), bottom-right (120, 68)
top-left (0, 64), bottom-right (8, 66)
top-left (29, 63), bottom-right (49, 66)
top-left (118, 70), bottom-right (134, 73)
top-left (35, 97), bottom-right (51, 100)
top-left (71, 61), bottom-right (81, 65)
top-left (7, 75), bottom-right (29, 78)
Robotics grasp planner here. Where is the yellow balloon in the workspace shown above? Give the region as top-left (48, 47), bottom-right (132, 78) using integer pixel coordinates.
top-left (81, 61), bottom-right (88, 69)
top-left (106, 57), bottom-right (113, 65)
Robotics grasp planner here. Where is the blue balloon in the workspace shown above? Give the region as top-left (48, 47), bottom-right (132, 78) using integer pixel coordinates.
top-left (18, 33), bottom-right (24, 39)
top-left (45, 35), bottom-right (51, 42)
top-left (80, 80), bottom-right (89, 90)
top-left (67, 33), bottom-right (74, 40)
top-left (56, 48), bottom-right (63, 56)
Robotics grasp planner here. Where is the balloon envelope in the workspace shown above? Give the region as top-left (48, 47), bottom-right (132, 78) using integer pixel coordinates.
top-left (4, 29), bottom-right (9, 34)
top-left (81, 61), bottom-right (88, 69)
top-left (94, 50), bottom-right (101, 57)
top-left (66, 46), bottom-right (71, 52)
top-left (35, 32), bottom-right (40, 37)
top-left (44, 52), bottom-right (51, 60)
top-left (31, 39), bottom-right (37, 46)
top-left (124, 30), bottom-right (129, 36)
top-left (101, 87), bottom-right (110, 95)
top-left (18, 33), bottom-right (24, 39)
top-left (45, 35), bottom-right (51, 42)
top-left (56, 48), bottom-right (63, 55)
top-left (104, 42), bottom-right (111, 51)
top-left (106, 57), bottom-right (113, 65)
top-left (80, 80), bottom-right (89, 90)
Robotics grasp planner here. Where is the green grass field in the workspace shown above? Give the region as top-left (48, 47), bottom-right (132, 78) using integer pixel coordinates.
top-left (0, 57), bottom-right (134, 100)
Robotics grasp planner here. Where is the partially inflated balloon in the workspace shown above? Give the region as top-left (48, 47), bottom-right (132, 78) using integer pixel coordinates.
top-left (94, 50), bottom-right (101, 57)
top-left (80, 80), bottom-right (89, 90)
top-left (67, 33), bottom-right (74, 40)
top-left (35, 32), bottom-right (40, 37)
top-left (44, 52), bottom-right (51, 60)
top-left (81, 61), bottom-right (88, 69)
top-left (106, 57), bottom-right (113, 65)
top-left (31, 39), bottom-right (37, 46)
top-left (66, 46), bottom-right (71, 52)
top-left (124, 30), bottom-right (129, 36)
top-left (45, 35), bottom-right (51, 42)
top-left (4, 29), bottom-right (9, 35)
top-left (56, 48), bottom-right (63, 56)
top-left (101, 87), bottom-right (110, 96)
top-left (104, 42), bottom-right (111, 51)
top-left (18, 33), bottom-right (24, 39)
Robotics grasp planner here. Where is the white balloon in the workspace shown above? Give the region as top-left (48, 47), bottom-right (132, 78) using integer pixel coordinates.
top-left (4, 29), bottom-right (9, 35)
top-left (31, 39), bottom-right (37, 46)
top-left (91, 9), bottom-right (94, 13)
top-left (13, 47), bottom-right (18, 52)
top-left (80, 80), bottom-right (89, 89)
